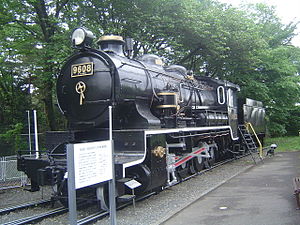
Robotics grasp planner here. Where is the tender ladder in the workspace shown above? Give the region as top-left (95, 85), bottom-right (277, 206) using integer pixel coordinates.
top-left (238, 124), bottom-right (259, 164)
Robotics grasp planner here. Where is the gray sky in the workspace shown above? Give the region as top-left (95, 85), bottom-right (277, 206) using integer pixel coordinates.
top-left (217, 0), bottom-right (300, 46)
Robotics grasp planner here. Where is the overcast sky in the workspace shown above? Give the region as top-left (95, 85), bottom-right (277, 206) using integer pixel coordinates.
top-left (217, 0), bottom-right (300, 46)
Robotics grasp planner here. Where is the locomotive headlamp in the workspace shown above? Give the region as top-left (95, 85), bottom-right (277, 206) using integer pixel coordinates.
top-left (71, 27), bottom-right (95, 47)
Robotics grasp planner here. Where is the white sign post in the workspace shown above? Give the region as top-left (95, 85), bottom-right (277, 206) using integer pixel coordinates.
top-left (67, 140), bottom-right (113, 224)
top-left (108, 106), bottom-right (117, 225)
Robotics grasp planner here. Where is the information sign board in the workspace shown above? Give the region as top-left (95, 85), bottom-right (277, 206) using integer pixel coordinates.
top-left (73, 140), bottom-right (113, 189)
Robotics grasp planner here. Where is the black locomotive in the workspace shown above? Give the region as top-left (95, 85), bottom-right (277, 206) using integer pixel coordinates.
top-left (18, 27), bottom-right (266, 209)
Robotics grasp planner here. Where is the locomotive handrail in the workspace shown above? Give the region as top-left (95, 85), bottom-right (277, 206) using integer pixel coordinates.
top-left (120, 61), bottom-right (185, 82)
top-left (245, 122), bottom-right (263, 158)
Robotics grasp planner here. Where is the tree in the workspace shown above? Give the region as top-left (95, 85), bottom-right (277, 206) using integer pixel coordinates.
top-left (0, 0), bottom-right (299, 141)
top-left (0, 0), bottom-right (73, 131)
top-left (0, 65), bottom-right (31, 155)
top-left (244, 4), bottom-right (300, 136)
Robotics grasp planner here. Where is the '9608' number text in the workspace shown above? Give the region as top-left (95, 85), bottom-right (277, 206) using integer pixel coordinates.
top-left (71, 62), bottom-right (93, 77)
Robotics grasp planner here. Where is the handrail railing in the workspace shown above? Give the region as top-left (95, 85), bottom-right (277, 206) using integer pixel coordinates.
top-left (245, 122), bottom-right (263, 158)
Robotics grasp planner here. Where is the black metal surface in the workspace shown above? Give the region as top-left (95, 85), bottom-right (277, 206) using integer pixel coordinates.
top-left (17, 156), bottom-right (50, 191)
top-left (57, 50), bottom-right (113, 129)
top-left (56, 46), bottom-right (241, 130)
top-left (147, 134), bottom-right (168, 190)
top-left (113, 130), bottom-right (145, 153)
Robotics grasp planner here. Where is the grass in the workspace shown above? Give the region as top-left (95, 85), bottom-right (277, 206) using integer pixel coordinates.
top-left (265, 136), bottom-right (300, 152)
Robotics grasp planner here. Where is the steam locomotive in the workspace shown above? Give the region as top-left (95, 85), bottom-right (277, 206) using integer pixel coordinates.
top-left (17, 27), bottom-right (266, 209)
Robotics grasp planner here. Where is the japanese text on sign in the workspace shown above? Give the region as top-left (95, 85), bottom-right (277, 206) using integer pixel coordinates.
top-left (73, 141), bottom-right (112, 189)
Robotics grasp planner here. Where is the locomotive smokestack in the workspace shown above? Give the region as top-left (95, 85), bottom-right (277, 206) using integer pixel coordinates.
top-left (97, 35), bottom-right (125, 56)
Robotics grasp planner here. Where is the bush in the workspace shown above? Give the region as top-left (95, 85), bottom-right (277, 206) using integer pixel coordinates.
top-left (0, 123), bottom-right (27, 156)
top-left (267, 122), bottom-right (287, 137)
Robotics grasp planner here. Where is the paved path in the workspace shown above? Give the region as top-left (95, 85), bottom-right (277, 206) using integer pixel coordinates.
top-left (161, 151), bottom-right (300, 225)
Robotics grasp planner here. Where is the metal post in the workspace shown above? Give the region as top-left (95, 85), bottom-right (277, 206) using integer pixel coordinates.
top-left (67, 144), bottom-right (77, 225)
top-left (108, 106), bottom-right (117, 225)
top-left (26, 110), bottom-right (32, 156)
top-left (3, 157), bottom-right (5, 182)
top-left (33, 110), bottom-right (39, 159)
top-left (132, 189), bottom-right (136, 209)
top-left (109, 106), bottom-right (113, 141)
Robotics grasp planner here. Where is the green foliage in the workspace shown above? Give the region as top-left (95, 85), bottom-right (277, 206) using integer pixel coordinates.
top-left (257, 47), bottom-right (300, 136)
top-left (265, 136), bottom-right (300, 152)
top-left (0, 0), bottom-right (74, 131)
top-left (268, 120), bottom-right (287, 137)
top-left (0, 68), bottom-right (31, 126)
top-left (0, 123), bottom-right (27, 155)
top-left (285, 106), bottom-right (300, 136)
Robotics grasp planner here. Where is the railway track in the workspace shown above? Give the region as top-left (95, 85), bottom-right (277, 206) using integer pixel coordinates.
top-left (78, 192), bottom-right (155, 225)
top-left (1, 153), bottom-right (259, 225)
top-left (2, 192), bottom-right (156, 225)
top-left (0, 199), bottom-right (52, 216)
top-left (3, 207), bottom-right (68, 225)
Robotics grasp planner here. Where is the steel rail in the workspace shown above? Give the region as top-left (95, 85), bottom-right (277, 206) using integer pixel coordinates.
top-left (78, 192), bottom-right (156, 225)
top-left (2, 192), bottom-right (155, 225)
top-left (3, 207), bottom-right (68, 225)
top-left (0, 199), bottom-right (52, 215)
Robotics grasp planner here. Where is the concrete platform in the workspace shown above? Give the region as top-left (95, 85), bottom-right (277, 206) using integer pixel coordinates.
top-left (161, 151), bottom-right (300, 225)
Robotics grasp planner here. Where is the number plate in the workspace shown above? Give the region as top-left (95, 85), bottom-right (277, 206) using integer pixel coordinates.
top-left (71, 62), bottom-right (94, 77)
